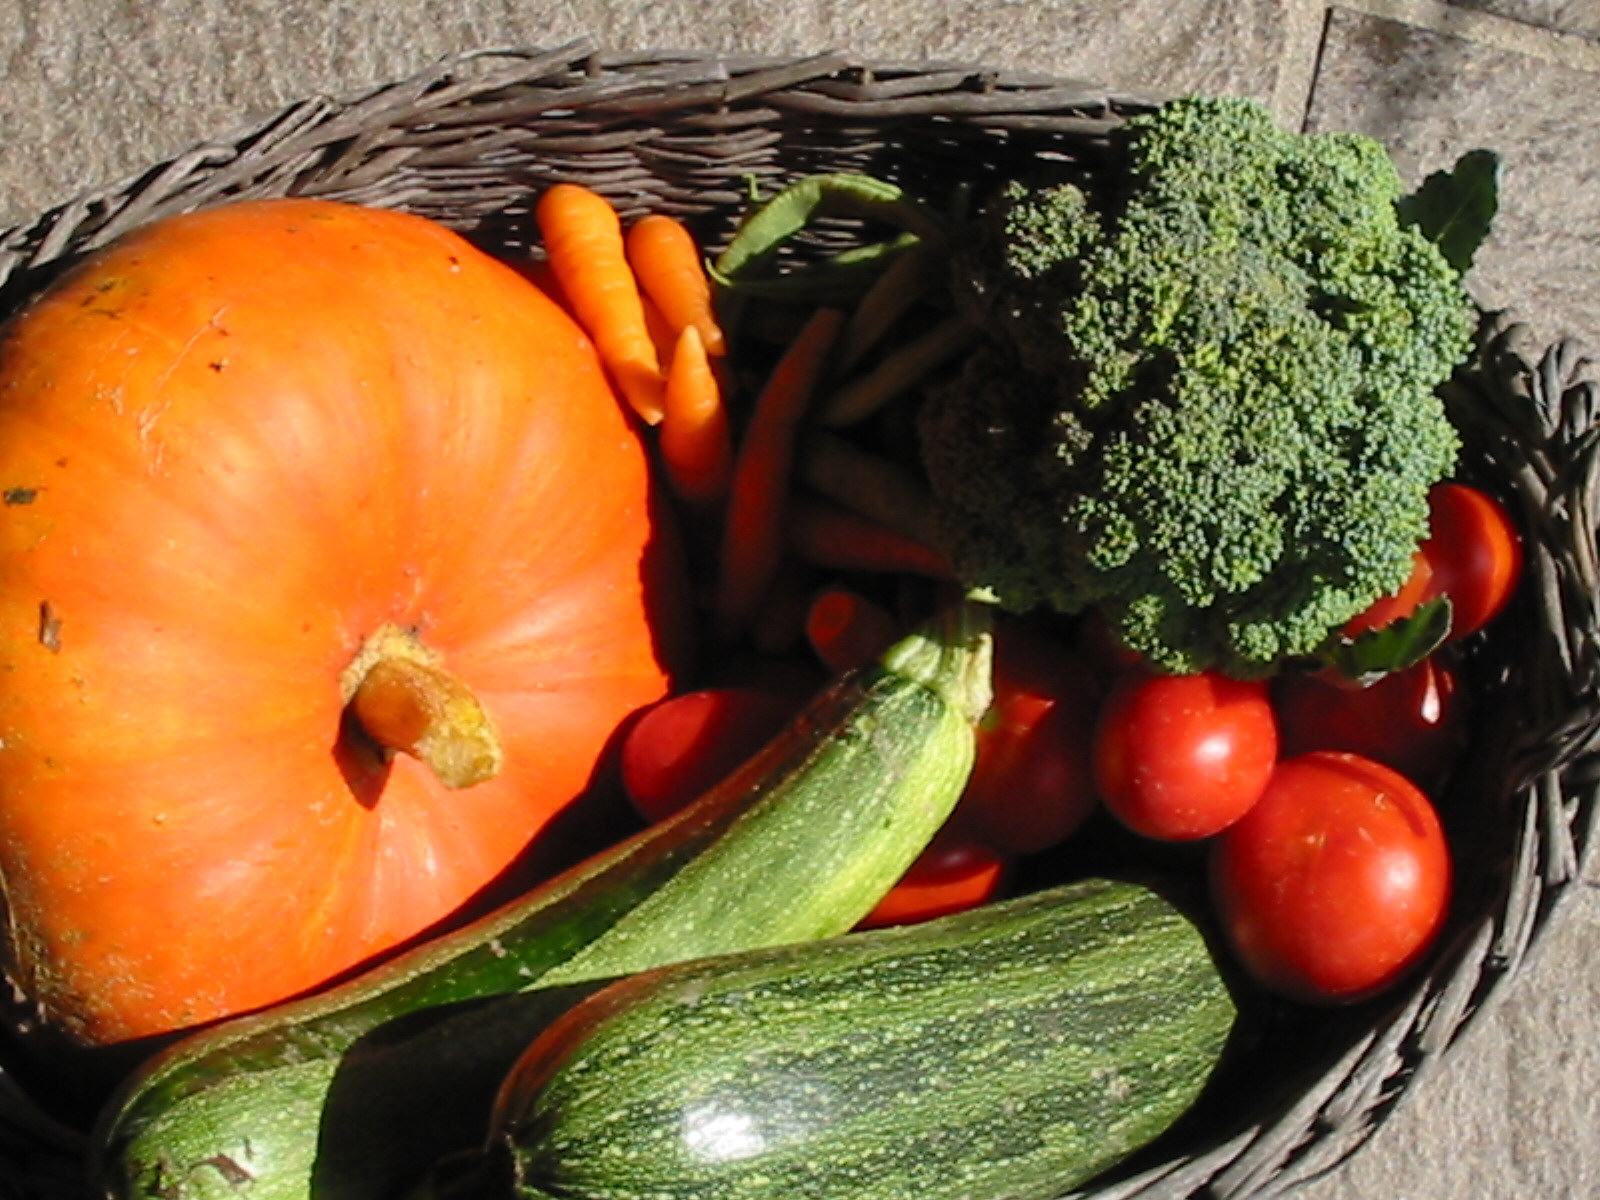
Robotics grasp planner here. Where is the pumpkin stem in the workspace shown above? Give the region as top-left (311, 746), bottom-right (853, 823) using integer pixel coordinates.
top-left (343, 625), bottom-right (503, 789)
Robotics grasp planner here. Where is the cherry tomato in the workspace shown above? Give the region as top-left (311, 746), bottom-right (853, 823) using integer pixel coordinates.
top-left (1418, 482), bottom-right (1523, 639)
top-left (1210, 750), bottom-right (1452, 1004)
top-left (1273, 655), bottom-right (1469, 791)
top-left (856, 834), bottom-right (1010, 929)
top-left (1093, 668), bottom-right (1278, 841)
top-left (804, 586), bottom-right (901, 675)
top-left (1342, 549), bottom-right (1433, 638)
top-left (956, 617), bottom-right (1103, 856)
top-left (619, 686), bottom-right (798, 824)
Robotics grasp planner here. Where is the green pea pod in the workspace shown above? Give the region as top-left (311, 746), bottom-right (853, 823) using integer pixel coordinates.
top-left (712, 173), bottom-right (949, 289)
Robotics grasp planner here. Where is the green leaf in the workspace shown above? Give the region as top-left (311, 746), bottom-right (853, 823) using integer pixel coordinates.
top-left (1397, 148), bottom-right (1500, 275)
top-left (1322, 596), bottom-right (1453, 684)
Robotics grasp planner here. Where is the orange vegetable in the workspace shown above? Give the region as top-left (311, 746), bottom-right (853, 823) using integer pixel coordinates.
top-left (716, 307), bottom-right (845, 635)
top-left (787, 494), bottom-right (956, 580)
top-left (0, 198), bottom-right (688, 1044)
top-left (639, 291), bottom-right (679, 365)
top-left (659, 325), bottom-right (732, 506)
top-left (625, 212), bottom-right (728, 357)
top-left (535, 183), bottom-right (665, 424)
top-left (804, 587), bottom-right (902, 674)
top-left (747, 559), bottom-right (816, 659)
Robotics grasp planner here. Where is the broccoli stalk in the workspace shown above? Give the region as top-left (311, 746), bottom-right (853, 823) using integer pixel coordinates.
top-left (917, 95), bottom-right (1481, 677)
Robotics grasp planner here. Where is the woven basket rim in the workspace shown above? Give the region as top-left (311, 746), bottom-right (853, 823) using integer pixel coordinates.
top-left (1, 41), bottom-right (1597, 1200)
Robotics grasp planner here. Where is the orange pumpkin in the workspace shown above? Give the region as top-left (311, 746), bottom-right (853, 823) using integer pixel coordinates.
top-left (0, 198), bottom-right (687, 1045)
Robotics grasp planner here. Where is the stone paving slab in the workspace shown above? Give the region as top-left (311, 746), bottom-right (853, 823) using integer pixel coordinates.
top-left (1, 3), bottom-right (1597, 1198)
top-left (1309, 2), bottom-right (1600, 352)
top-left (1452, 0), bottom-right (1600, 40)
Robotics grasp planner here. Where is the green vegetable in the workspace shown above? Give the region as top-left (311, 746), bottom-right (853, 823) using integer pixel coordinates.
top-left (711, 173), bottom-right (948, 286)
top-left (92, 603), bottom-right (993, 1200)
top-left (442, 877), bottom-right (1235, 1200)
top-left (917, 95), bottom-right (1492, 676)
top-left (1398, 148), bottom-right (1500, 275)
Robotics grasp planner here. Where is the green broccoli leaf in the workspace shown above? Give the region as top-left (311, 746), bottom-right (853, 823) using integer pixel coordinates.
top-left (1322, 596), bottom-right (1453, 684)
top-left (1398, 148), bottom-right (1500, 276)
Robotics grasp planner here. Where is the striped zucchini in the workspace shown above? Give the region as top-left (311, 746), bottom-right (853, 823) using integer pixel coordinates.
top-left (474, 877), bottom-right (1236, 1200)
top-left (92, 602), bottom-right (993, 1200)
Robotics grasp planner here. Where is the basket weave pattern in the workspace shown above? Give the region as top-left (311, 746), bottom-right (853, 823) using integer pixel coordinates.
top-left (0, 40), bottom-right (1596, 1200)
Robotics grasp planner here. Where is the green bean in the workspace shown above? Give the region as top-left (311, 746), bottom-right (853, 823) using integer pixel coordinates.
top-left (714, 232), bottom-right (922, 304)
top-left (712, 173), bottom-right (949, 286)
top-left (836, 240), bottom-right (949, 375)
top-left (819, 314), bottom-right (981, 427)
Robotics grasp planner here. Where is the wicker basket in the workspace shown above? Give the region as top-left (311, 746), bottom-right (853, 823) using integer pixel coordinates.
top-left (2, 39), bottom-right (1597, 1200)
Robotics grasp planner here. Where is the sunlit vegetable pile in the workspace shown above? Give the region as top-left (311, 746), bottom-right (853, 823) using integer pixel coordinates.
top-left (0, 94), bottom-right (1519, 1200)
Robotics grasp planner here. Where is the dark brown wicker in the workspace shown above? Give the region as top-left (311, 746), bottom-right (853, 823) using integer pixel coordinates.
top-left (1, 38), bottom-right (1596, 1200)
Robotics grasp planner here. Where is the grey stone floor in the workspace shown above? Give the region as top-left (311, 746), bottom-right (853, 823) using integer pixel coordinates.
top-left (2, 2), bottom-right (1598, 1197)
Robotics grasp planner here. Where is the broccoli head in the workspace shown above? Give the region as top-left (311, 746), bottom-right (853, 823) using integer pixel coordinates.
top-left (918, 95), bottom-right (1476, 677)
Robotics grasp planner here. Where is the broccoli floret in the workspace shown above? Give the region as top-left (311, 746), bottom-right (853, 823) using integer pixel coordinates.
top-left (918, 95), bottom-right (1476, 677)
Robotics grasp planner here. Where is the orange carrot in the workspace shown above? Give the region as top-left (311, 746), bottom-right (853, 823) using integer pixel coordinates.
top-left (786, 494), bottom-right (956, 580)
top-left (535, 183), bottom-right (665, 424)
top-left (715, 307), bottom-right (846, 636)
top-left (640, 291), bottom-right (678, 367)
top-left (625, 213), bottom-right (728, 358)
top-left (804, 586), bottom-right (903, 674)
top-left (660, 325), bottom-right (732, 506)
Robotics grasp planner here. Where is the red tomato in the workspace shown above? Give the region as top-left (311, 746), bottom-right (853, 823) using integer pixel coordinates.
top-left (1210, 750), bottom-right (1452, 1004)
top-left (1418, 482), bottom-right (1523, 639)
top-left (804, 586), bottom-right (902, 675)
top-left (1093, 668), bottom-right (1278, 841)
top-left (956, 618), bottom-right (1103, 855)
top-left (619, 687), bottom-right (798, 823)
top-left (1342, 549), bottom-right (1433, 638)
top-left (1273, 655), bottom-right (1469, 791)
top-left (856, 834), bottom-right (1010, 929)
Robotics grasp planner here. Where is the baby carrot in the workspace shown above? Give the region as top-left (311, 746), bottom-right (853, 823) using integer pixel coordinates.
top-left (795, 427), bottom-right (947, 551)
top-left (715, 307), bottom-right (846, 637)
top-left (786, 494), bottom-right (956, 580)
top-left (639, 291), bottom-right (678, 367)
top-left (660, 325), bottom-right (732, 507)
top-left (747, 559), bottom-right (815, 659)
top-left (626, 213), bottom-right (728, 358)
top-left (535, 183), bottom-right (665, 424)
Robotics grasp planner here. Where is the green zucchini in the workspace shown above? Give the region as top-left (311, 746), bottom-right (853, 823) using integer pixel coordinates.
top-left (92, 602), bottom-right (993, 1200)
top-left (462, 877), bottom-right (1236, 1200)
